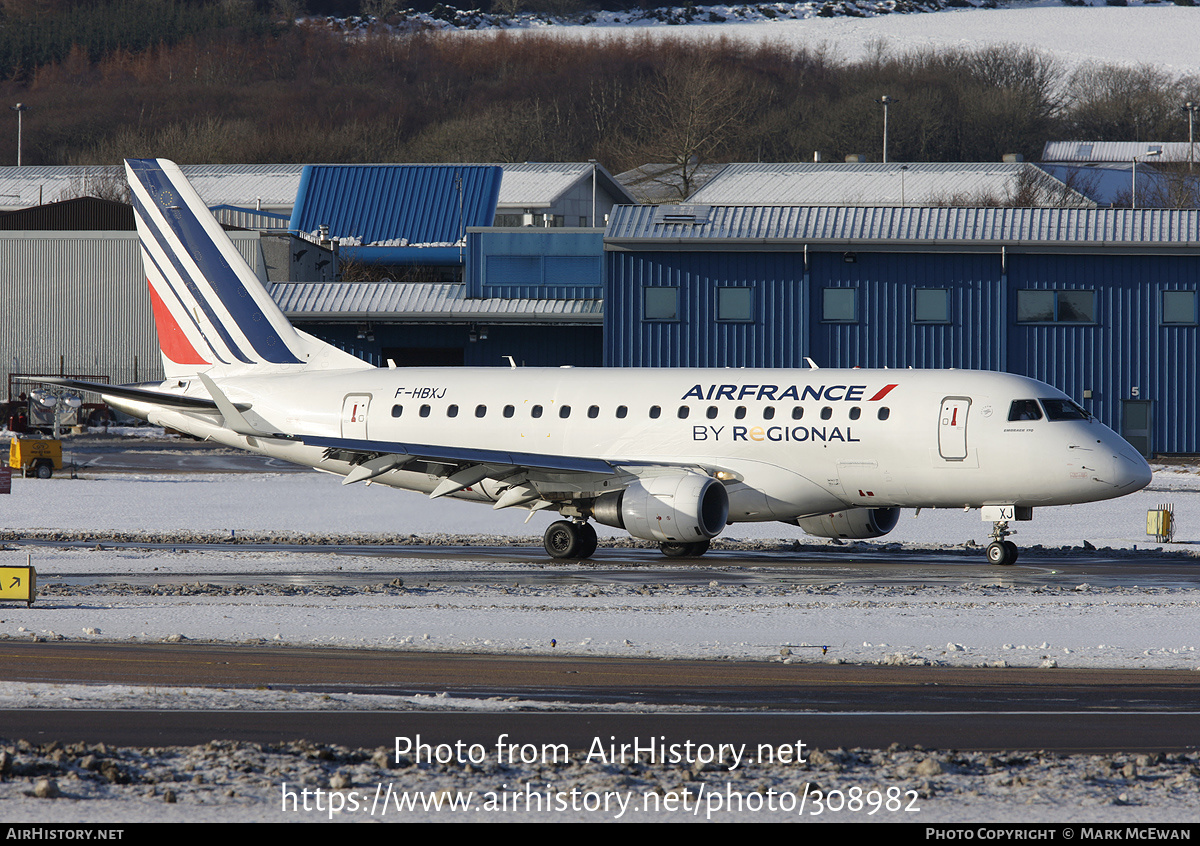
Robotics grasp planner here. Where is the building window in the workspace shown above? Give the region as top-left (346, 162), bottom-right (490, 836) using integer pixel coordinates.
top-left (1017, 290), bottom-right (1096, 323)
top-left (644, 287), bottom-right (678, 321)
top-left (823, 288), bottom-right (857, 322)
top-left (1163, 291), bottom-right (1196, 325)
top-left (913, 288), bottom-right (950, 323)
top-left (717, 287), bottom-right (753, 322)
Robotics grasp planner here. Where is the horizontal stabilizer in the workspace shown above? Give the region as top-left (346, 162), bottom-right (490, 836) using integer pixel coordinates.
top-left (22, 377), bottom-right (231, 412)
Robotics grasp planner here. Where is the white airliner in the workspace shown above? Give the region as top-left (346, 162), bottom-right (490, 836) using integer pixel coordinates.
top-left (48, 159), bottom-right (1152, 565)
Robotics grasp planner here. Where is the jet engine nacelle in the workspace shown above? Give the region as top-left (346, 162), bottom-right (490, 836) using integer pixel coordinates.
top-left (592, 473), bottom-right (729, 543)
top-left (793, 507), bottom-right (901, 540)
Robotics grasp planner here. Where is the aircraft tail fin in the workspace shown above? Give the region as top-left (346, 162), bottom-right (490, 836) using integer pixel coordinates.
top-left (125, 158), bottom-right (369, 380)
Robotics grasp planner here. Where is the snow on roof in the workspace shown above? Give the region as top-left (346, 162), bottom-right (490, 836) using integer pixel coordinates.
top-left (1043, 141), bottom-right (1200, 164)
top-left (685, 162), bottom-right (1095, 208)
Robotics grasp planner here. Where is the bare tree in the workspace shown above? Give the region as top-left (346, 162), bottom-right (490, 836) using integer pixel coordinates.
top-left (55, 168), bottom-right (131, 204)
top-left (619, 54), bottom-right (756, 199)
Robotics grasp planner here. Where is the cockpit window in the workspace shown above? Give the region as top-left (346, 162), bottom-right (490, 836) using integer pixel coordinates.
top-left (1041, 398), bottom-right (1090, 421)
top-left (1008, 400), bottom-right (1043, 421)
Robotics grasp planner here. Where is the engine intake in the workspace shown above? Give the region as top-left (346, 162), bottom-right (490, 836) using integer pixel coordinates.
top-left (593, 473), bottom-right (729, 543)
top-left (792, 507), bottom-right (900, 540)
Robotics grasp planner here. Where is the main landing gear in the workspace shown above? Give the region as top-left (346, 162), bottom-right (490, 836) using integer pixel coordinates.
top-left (985, 520), bottom-right (1019, 566)
top-left (659, 540), bottom-right (710, 558)
top-left (542, 521), bottom-right (713, 560)
top-left (543, 520), bottom-right (598, 559)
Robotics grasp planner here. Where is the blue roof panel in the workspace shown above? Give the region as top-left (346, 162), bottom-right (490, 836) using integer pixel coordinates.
top-left (288, 165), bottom-right (503, 245)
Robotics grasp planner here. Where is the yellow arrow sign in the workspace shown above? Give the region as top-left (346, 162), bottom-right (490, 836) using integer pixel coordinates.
top-left (0, 566), bottom-right (36, 605)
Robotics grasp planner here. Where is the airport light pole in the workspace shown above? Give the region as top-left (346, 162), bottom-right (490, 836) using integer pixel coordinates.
top-left (10, 103), bottom-right (27, 167)
top-left (1182, 102), bottom-right (1199, 172)
top-left (878, 95), bottom-right (897, 164)
top-left (1132, 149), bottom-right (1162, 209)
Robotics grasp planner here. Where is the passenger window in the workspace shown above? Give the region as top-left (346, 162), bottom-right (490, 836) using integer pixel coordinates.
top-left (1008, 400), bottom-right (1043, 421)
top-left (763, 407), bottom-right (776, 420)
top-left (588, 405), bottom-right (599, 419)
top-left (849, 407), bottom-right (861, 420)
top-left (447, 404), bottom-right (459, 418)
top-left (391, 404), bottom-right (403, 418)
top-left (678, 406), bottom-right (690, 419)
top-left (616, 406), bottom-right (628, 419)
top-left (503, 405), bottom-right (514, 418)
top-left (735, 406), bottom-right (746, 419)
top-left (419, 405), bottom-right (430, 418)
top-left (820, 407), bottom-right (833, 420)
top-left (878, 407), bottom-right (890, 421)
top-left (791, 406), bottom-right (803, 420)
top-left (706, 406), bottom-right (718, 419)
top-left (560, 405), bottom-right (571, 418)
top-left (532, 405), bottom-right (543, 418)
top-left (475, 404), bottom-right (486, 418)
top-left (650, 406), bottom-right (661, 419)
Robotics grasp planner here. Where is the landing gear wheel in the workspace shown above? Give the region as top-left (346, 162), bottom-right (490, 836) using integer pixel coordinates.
top-left (659, 540), bottom-right (710, 558)
top-left (543, 520), bottom-right (597, 559)
top-left (985, 519), bottom-right (1019, 565)
top-left (986, 541), bottom-right (1017, 566)
top-left (575, 522), bottom-right (598, 559)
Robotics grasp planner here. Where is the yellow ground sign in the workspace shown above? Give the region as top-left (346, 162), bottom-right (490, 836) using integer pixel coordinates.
top-left (0, 566), bottom-right (37, 605)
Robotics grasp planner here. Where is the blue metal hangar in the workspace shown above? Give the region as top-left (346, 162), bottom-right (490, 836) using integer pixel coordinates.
top-left (270, 162), bottom-right (633, 368)
top-left (602, 204), bottom-right (1200, 457)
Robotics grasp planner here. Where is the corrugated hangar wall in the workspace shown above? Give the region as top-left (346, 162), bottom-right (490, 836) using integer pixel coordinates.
top-left (0, 231), bottom-right (264, 395)
top-left (604, 246), bottom-right (1200, 456)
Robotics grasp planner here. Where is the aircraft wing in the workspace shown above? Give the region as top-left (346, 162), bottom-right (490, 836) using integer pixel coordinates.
top-left (300, 434), bottom-right (618, 476)
top-left (300, 434), bottom-right (728, 503)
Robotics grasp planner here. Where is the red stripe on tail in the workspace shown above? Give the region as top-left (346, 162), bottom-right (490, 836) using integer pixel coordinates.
top-left (147, 282), bottom-right (209, 365)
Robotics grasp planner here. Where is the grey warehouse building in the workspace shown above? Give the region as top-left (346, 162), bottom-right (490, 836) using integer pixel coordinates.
top-left (604, 204), bottom-right (1200, 457)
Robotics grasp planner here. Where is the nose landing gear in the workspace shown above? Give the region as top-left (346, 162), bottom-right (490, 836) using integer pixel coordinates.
top-left (985, 520), bottom-right (1019, 566)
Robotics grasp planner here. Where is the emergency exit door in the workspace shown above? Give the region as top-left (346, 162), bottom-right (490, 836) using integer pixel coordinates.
top-left (938, 397), bottom-right (971, 461)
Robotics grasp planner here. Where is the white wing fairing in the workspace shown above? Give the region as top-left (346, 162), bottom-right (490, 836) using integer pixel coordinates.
top-left (83, 158), bottom-right (1153, 565)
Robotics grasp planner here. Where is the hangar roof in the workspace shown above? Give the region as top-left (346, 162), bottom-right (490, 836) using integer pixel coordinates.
top-left (605, 205), bottom-right (1200, 248)
top-left (270, 282), bottom-right (602, 324)
top-left (684, 162), bottom-right (1095, 208)
top-left (1042, 141), bottom-right (1200, 164)
top-left (496, 162), bottom-right (634, 209)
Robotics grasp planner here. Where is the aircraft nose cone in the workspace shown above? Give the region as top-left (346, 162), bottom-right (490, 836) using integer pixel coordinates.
top-left (1113, 446), bottom-right (1153, 492)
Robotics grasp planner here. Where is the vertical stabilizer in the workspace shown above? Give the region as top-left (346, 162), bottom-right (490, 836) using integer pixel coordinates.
top-left (125, 158), bottom-right (369, 379)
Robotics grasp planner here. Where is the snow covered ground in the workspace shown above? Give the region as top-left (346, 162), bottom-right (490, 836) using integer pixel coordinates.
top-left (2, 436), bottom-right (1199, 821)
top-left (408, 2), bottom-right (1200, 77)
top-left (2, 447), bottom-right (1198, 667)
